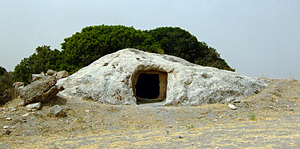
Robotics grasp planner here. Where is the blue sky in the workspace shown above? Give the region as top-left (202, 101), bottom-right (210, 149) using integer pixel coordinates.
top-left (1, 0), bottom-right (300, 79)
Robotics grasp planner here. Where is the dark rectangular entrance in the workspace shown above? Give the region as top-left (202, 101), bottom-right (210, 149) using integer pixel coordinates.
top-left (132, 71), bottom-right (167, 104)
top-left (135, 73), bottom-right (160, 99)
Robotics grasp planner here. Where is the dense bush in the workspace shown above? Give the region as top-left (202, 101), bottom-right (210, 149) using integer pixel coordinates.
top-left (0, 66), bottom-right (14, 104)
top-left (61, 25), bottom-right (162, 72)
top-left (14, 25), bottom-right (234, 83)
top-left (147, 27), bottom-right (233, 70)
top-left (14, 46), bottom-right (62, 83)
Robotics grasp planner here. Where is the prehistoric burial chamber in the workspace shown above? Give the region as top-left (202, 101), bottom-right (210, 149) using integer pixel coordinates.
top-left (57, 48), bottom-right (267, 106)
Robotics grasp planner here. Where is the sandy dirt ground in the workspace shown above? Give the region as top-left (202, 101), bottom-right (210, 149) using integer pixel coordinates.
top-left (1, 79), bottom-right (300, 149)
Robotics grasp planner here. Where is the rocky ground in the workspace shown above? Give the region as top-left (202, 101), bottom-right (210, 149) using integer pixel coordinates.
top-left (1, 79), bottom-right (300, 149)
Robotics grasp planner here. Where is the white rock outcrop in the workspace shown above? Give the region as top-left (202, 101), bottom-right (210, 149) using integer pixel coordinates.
top-left (57, 48), bottom-right (267, 106)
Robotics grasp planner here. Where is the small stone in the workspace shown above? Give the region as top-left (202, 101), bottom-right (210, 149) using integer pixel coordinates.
top-left (18, 101), bottom-right (25, 106)
top-left (3, 126), bottom-right (9, 129)
top-left (46, 69), bottom-right (57, 76)
top-left (26, 102), bottom-right (42, 111)
top-left (289, 108), bottom-right (294, 111)
top-left (213, 119), bottom-right (218, 122)
top-left (21, 117), bottom-right (27, 122)
top-left (22, 113), bottom-right (31, 117)
top-left (168, 125), bottom-right (173, 128)
top-left (54, 70), bottom-right (69, 80)
top-left (228, 104), bottom-right (237, 110)
top-left (5, 117), bottom-right (12, 121)
top-left (233, 100), bottom-right (241, 103)
top-left (32, 73), bottom-right (45, 82)
top-left (50, 105), bottom-right (67, 117)
top-left (197, 115), bottom-right (203, 119)
top-left (5, 130), bottom-right (11, 135)
top-left (177, 135), bottom-right (182, 139)
top-left (85, 110), bottom-right (90, 113)
top-left (166, 130), bottom-right (170, 135)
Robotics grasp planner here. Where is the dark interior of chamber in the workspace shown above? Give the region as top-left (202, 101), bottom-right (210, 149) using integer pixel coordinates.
top-left (135, 73), bottom-right (159, 99)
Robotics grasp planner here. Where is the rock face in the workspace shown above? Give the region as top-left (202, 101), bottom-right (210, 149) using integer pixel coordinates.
top-left (20, 76), bottom-right (59, 105)
top-left (57, 48), bottom-right (267, 106)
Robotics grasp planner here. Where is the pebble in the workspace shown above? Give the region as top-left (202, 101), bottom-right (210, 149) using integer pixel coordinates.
top-left (177, 135), bottom-right (182, 139)
top-left (18, 101), bottom-right (25, 106)
top-left (21, 117), bottom-right (27, 122)
top-left (3, 126), bottom-right (9, 129)
top-left (197, 115), bottom-right (203, 119)
top-left (5, 117), bottom-right (12, 121)
top-left (233, 100), bottom-right (241, 103)
top-left (228, 104), bottom-right (237, 110)
top-left (166, 130), bottom-right (170, 135)
top-left (22, 113), bottom-right (31, 117)
top-left (50, 105), bottom-right (67, 117)
top-left (289, 108), bottom-right (294, 111)
top-left (5, 130), bottom-right (11, 135)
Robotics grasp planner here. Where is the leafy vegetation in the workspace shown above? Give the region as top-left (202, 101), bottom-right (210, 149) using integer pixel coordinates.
top-left (61, 25), bottom-right (162, 73)
top-left (14, 46), bottom-right (62, 83)
top-left (0, 66), bottom-right (14, 104)
top-left (148, 27), bottom-right (233, 70)
top-left (248, 113), bottom-right (257, 121)
top-left (14, 25), bottom-right (234, 83)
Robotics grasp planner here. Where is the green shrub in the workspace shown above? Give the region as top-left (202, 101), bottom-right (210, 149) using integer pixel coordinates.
top-left (14, 25), bottom-right (234, 84)
top-left (0, 67), bottom-right (14, 104)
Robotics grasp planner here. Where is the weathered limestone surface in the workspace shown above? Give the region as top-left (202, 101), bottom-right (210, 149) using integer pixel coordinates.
top-left (57, 48), bottom-right (267, 106)
top-left (20, 76), bottom-right (59, 105)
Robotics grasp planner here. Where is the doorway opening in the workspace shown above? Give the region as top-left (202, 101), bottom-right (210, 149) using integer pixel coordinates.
top-left (132, 71), bottom-right (167, 104)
